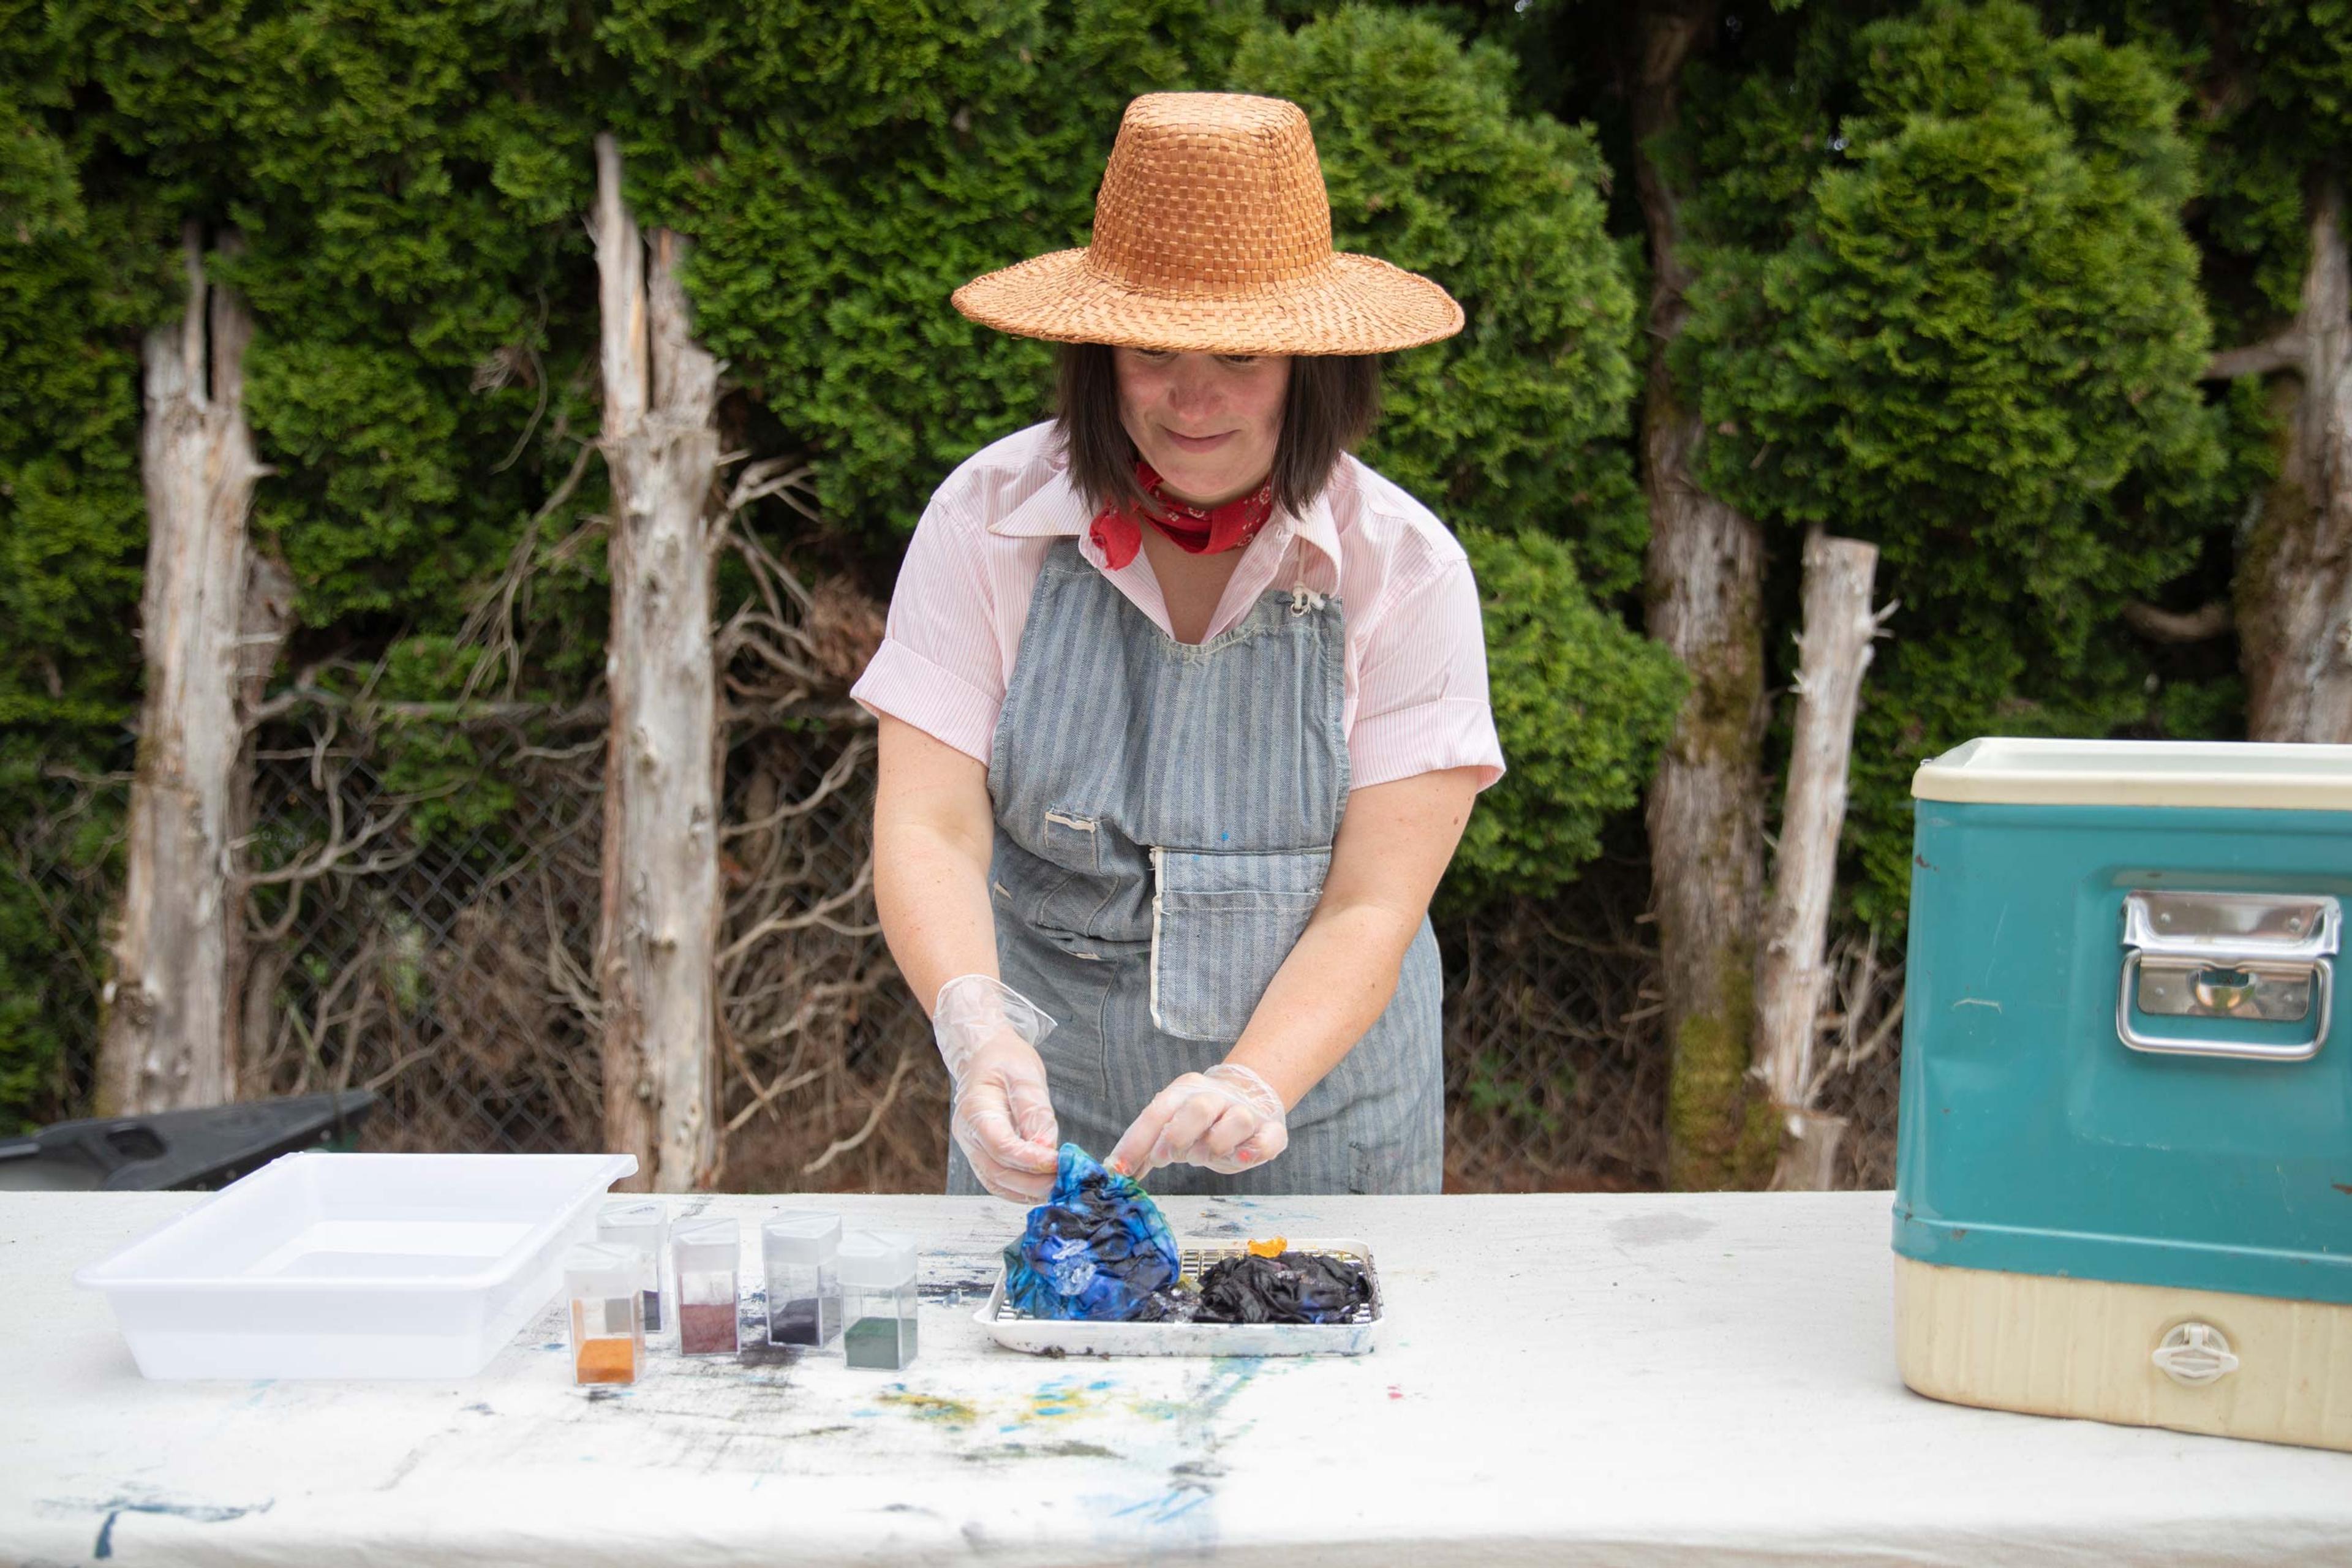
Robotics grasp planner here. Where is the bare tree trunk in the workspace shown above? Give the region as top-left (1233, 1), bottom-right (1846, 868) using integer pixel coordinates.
top-left (1754, 529), bottom-right (1883, 1191)
top-left (594, 134), bottom-right (724, 1192)
top-left (2231, 176), bottom-right (2352, 742)
top-left (99, 228), bottom-right (293, 1115)
top-left (1627, 0), bottom-right (1776, 1190)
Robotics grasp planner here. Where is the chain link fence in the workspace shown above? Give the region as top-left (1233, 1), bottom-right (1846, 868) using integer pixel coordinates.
top-left (12, 706), bottom-right (1902, 1191)
top-left (2, 756), bottom-right (124, 1123)
top-left (238, 709), bottom-right (609, 1155)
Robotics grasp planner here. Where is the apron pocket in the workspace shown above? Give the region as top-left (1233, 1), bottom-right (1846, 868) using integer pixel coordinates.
top-left (1020, 806), bottom-right (1100, 930)
top-left (1148, 846), bottom-right (1329, 1042)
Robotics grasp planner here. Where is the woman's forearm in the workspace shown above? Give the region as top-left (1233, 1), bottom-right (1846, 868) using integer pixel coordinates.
top-left (873, 715), bottom-right (1000, 1019)
top-left (1226, 899), bottom-right (1423, 1104)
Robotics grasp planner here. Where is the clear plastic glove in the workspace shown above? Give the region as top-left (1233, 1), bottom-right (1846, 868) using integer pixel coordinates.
top-left (934, 974), bottom-right (1061, 1203)
top-left (1107, 1062), bottom-right (1288, 1179)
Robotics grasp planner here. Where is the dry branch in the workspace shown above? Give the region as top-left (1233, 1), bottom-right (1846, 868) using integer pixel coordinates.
top-left (1754, 528), bottom-right (1885, 1191)
top-left (593, 133), bottom-right (726, 1193)
top-left (2123, 600), bottom-right (2233, 644)
top-left (99, 227), bottom-right (293, 1115)
top-left (2234, 175), bottom-right (2352, 741)
top-left (1627, 0), bottom-right (1777, 1191)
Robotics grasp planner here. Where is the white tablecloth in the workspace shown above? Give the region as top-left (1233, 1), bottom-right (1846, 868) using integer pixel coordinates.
top-left (5, 1189), bottom-right (2348, 1566)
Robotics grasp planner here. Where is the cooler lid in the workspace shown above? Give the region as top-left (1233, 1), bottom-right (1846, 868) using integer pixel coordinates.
top-left (1913, 737), bottom-right (2352, 809)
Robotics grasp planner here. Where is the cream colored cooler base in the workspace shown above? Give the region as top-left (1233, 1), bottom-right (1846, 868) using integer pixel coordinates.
top-left (1895, 1255), bottom-right (2352, 1452)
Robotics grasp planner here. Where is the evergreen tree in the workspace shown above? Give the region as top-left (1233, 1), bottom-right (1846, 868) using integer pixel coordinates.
top-left (1673, 0), bottom-right (2239, 924)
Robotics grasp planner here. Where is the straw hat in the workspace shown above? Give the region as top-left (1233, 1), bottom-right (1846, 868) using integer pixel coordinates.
top-left (952, 92), bottom-right (1464, 357)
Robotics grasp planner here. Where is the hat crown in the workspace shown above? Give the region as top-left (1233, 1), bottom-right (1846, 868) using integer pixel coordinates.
top-left (1087, 93), bottom-right (1335, 298)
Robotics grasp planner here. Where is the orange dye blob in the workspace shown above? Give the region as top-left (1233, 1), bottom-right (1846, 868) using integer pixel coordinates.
top-left (1246, 1236), bottom-right (1287, 1258)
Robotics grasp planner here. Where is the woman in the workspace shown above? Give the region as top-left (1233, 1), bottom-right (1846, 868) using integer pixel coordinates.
top-left (853, 92), bottom-right (1503, 1200)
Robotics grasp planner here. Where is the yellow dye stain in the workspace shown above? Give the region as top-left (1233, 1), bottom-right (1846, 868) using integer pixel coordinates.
top-left (876, 1389), bottom-right (978, 1426)
top-left (1245, 1236), bottom-right (1287, 1257)
top-left (1027, 1387), bottom-right (1082, 1420)
top-left (1025, 1378), bottom-right (1112, 1422)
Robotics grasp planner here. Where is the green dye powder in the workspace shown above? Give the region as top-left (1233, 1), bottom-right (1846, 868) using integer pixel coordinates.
top-left (845, 1315), bottom-right (914, 1370)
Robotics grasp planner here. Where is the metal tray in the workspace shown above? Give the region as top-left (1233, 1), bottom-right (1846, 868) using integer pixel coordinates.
top-left (974, 1235), bottom-right (1381, 1357)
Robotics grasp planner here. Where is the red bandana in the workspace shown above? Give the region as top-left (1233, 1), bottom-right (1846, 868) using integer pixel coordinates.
top-left (1088, 461), bottom-right (1275, 571)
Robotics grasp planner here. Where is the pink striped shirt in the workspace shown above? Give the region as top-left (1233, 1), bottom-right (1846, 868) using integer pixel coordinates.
top-left (852, 421), bottom-right (1505, 793)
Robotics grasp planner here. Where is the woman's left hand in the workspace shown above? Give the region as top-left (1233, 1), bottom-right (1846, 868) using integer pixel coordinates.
top-left (1107, 1063), bottom-right (1288, 1178)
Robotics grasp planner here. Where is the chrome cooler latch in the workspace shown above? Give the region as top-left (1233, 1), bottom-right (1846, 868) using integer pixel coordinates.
top-left (2118, 890), bottom-right (2339, 1061)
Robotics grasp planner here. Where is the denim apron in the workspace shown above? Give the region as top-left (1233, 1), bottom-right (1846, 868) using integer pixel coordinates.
top-left (945, 536), bottom-right (1444, 1196)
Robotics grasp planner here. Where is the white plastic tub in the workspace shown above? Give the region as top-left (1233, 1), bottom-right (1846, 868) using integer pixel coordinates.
top-left (75, 1151), bottom-right (636, 1379)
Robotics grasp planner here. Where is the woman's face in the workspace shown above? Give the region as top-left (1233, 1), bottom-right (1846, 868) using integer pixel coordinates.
top-left (1114, 348), bottom-right (1292, 507)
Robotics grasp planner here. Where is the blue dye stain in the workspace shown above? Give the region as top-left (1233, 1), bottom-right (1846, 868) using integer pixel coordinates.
top-left (1089, 1379), bottom-right (1114, 1391)
top-left (1219, 832), bottom-right (1229, 842)
top-left (1112, 1489), bottom-right (1209, 1524)
top-left (92, 1500), bottom-right (266, 1559)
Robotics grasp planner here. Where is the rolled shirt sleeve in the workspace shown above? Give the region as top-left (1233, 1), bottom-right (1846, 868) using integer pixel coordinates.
top-left (850, 503), bottom-right (1007, 766)
top-left (1346, 555), bottom-right (1506, 793)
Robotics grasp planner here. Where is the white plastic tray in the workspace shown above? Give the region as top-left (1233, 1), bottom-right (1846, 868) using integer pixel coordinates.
top-left (75, 1150), bottom-right (636, 1379)
top-left (975, 1236), bottom-right (1381, 1357)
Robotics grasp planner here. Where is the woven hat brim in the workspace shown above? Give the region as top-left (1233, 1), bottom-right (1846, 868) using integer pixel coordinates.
top-left (952, 250), bottom-right (1464, 356)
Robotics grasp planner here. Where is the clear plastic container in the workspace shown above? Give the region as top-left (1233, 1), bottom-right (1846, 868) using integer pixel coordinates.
top-left (672, 1216), bottom-right (740, 1355)
top-left (565, 1242), bottom-right (644, 1385)
top-left (839, 1230), bottom-right (918, 1370)
top-left (72, 1151), bottom-right (636, 1379)
top-left (761, 1212), bottom-right (841, 1348)
top-left (597, 1198), bottom-right (667, 1334)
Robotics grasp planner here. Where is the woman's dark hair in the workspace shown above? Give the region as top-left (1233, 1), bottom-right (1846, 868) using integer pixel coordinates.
top-left (1054, 342), bottom-right (1381, 521)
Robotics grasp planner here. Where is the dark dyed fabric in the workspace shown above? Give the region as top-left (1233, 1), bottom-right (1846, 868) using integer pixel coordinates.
top-left (1001, 1144), bottom-right (1181, 1321)
top-left (1194, 1251), bottom-right (1371, 1325)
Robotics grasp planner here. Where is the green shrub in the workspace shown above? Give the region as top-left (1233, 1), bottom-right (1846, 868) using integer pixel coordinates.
top-left (1449, 527), bottom-right (1685, 902)
top-left (1236, 5), bottom-right (1647, 594)
top-left (1676, 0), bottom-right (2233, 925)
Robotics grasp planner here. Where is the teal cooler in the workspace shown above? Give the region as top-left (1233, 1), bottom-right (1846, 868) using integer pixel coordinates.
top-left (1893, 737), bottom-right (2352, 1452)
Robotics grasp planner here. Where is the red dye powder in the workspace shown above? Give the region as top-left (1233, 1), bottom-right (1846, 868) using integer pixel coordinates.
top-left (679, 1302), bottom-right (738, 1354)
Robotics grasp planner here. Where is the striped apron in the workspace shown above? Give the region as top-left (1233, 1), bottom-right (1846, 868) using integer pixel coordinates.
top-left (945, 536), bottom-right (1444, 1196)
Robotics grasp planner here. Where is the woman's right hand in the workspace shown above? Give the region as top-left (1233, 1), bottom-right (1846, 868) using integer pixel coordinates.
top-left (933, 973), bottom-right (1061, 1203)
top-left (947, 1030), bottom-right (1061, 1203)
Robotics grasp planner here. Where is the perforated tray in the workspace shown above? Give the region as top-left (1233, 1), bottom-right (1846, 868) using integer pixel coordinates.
top-left (974, 1235), bottom-right (1381, 1357)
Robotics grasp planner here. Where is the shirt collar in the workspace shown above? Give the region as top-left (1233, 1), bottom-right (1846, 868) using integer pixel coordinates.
top-left (989, 464), bottom-right (1343, 573)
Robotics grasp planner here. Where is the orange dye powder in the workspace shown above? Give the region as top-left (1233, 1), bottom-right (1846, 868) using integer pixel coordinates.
top-left (575, 1337), bottom-right (637, 1385)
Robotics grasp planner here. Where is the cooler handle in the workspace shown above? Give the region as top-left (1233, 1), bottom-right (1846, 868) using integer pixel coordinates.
top-left (2116, 890), bottom-right (2339, 1062)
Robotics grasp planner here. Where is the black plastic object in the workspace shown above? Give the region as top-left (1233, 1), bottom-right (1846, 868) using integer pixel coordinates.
top-left (0, 1091), bottom-right (377, 1193)
top-left (1195, 1251), bottom-right (1372, 1325)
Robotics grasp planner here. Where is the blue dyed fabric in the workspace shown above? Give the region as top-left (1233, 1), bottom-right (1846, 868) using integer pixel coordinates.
top-left (1001, 1145), bottom-right (1180, 1321)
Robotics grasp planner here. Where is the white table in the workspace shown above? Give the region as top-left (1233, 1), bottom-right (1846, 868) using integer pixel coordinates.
top-left (6, 1191), bottom-right (2348, 1566)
